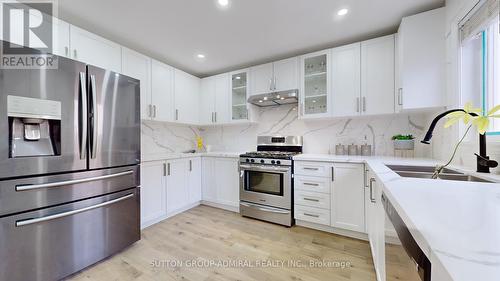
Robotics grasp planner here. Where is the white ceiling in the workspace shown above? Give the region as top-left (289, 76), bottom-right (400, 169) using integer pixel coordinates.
top-left (58, 0), bottom-right (444, 77)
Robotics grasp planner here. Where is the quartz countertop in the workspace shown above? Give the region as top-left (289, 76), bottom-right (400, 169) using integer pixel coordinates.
top-left (295, 153), bottom-right (500, 281)
top-left (141, 151), bottom-right (242, 162)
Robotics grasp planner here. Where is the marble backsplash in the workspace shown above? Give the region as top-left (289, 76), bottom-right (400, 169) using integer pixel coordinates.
top-left (142, 104), bottom-right (433, 158)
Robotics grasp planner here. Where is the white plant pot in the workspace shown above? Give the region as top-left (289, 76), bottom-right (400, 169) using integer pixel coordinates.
top-left (394, 139), bottom-right (415, 150)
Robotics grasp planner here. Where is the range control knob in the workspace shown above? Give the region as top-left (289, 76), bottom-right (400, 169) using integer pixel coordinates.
top-left (250, 159), bottom-right (255, 163)
top-left (271, 160), bottom-right (276, 164)
top-left (245, 158), bottom-right (250, 163)
top-left (260, 159), bottom-right (265, 164)
top-left (276, 160), bottom-right (281, 165)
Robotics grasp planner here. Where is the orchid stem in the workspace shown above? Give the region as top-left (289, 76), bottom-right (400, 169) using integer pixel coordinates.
top-left (433, 125), bottom-right (472, 179)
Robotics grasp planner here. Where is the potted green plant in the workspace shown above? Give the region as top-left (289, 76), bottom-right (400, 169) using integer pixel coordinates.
top-left (392, 134), bottom-right (415, 150)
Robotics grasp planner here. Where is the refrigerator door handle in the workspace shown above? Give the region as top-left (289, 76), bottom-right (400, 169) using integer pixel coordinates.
top-left (89, 74), bottom-right (98, 159)
top-left (78, 72), bottom-right (87, 160)
top-left (15, 193), bottom-right (135, 227)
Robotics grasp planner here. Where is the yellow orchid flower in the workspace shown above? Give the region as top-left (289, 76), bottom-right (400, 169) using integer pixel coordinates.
top-left (444, 102), bottom-right (500, 135)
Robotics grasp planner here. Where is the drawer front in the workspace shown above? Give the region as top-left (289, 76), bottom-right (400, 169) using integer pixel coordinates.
top-left (295, 190), bottom-right (330, 210)
top-left (294, 175), bottom-right (331, 194)
top-left (294, 161), bottom-right (333, 178)
top-left (294, 205), bottom-right (331, 226)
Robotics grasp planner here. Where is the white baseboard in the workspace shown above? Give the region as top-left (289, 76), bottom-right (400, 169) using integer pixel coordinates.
top-left (201, 200), bottom-right (239, 213)
top-left (295, 220), bottom-right (368, 241)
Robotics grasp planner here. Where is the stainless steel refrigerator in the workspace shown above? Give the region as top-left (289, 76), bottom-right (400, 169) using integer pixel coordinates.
top-left (0, 53), bottom-right (141, 281)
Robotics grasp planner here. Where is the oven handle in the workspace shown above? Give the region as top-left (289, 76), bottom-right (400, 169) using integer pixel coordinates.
top-left (16, 193), bottom-right (135, 227)
top-left (239, 164), bottom-right (291, 173)
top-left (240, 202), bottom-right (290, 214)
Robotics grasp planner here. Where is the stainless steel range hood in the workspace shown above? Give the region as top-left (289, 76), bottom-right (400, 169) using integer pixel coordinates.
top-left (247, 89), bottom-right (299, 107)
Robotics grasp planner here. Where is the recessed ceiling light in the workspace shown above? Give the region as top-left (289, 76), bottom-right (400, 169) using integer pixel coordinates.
top-left (218, 0), bottom-right (229, 7)
top-left (259, 100), bottom-right (263, 103)
top-left (197, 54), bottom-right (206, 59)
top-left (337, 8), bottom-right (349, 16)
top-left (263, 97), bottom-right (268, 101)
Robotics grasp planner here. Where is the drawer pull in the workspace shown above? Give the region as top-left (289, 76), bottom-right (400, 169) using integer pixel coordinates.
top-left (303, 182), bottom-right (319, 186)
top-left (303, 167), bottom-right (319, 171)
top-left (303, 198), bottom-right (320, 202)
top-left (303, 213), bottom-right (320, 218)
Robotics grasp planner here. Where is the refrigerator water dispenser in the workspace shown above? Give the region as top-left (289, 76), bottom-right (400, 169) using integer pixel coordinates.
top-left (7, 95), bottom-right (62, 158)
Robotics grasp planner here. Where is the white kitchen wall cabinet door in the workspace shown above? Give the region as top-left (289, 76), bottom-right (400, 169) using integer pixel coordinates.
top-left (202, 157), bottom-right (217, 202)
top-left (396, 8), bottom-right (445, 112)
top-left (151, 60), bottom-right (175, 122)
top-left (214, 73), bottom-right (230, 124)
top-left (215, 158), bottom-right (239, 208)
top-left (187, 158), bottom-right (202, 204)
top-left (140, 161), bottom-right (166, 228)
top-left (230, 69), bottom-right (251, 122)
top-left (69, 25), bottom-right (122, 72)
top-left (174, 69), bottom-right (200, 124)
top-left (331, 163), bottom-right (365, 233)
top-left (166, 159), bottom-right (188, 214)
top-left (273, 57), bottom-right (299, 92)
top-left (332, 43), bottom-right (362, 117)
top-left (52, 18), bottom-right (70, 58)
top-left (122, 48), bottom-right (152, 120)
top-left (249, 63), bottom-right (274, 96)
top-left (361, 35), bottom-right (395, 116)
top-left (300, 50), bottom-right (332, 119)
top-left (200, 77), bottom-right (216, 125)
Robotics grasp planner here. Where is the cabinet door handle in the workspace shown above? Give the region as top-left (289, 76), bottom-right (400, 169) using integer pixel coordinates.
top-left (303, 182), bottom-right (319, 187)
top-left (303, 213), bottom-right (320, 218)
top-left (64, 46), bottom-right (69, 56)
top-left (215, 112), bottom-right (217, 123)
top-left (369, 178), bottom-right (376, 203)
top-left (303, 167), bottom-right (319, 171)
top-left (303, 198), bottom-right (320, 202)
top-left (331, 167), bottom-right (335, 182)
top-left (175, 109), bottom-right (179, 121)
top-left (153, 105), bottom-right (157, 118)
top-left (148, 104), bottom-right (153, 118)
top-left (269, 78), bottom-right (273, 91)
top-left (73, 49), bottom-right (77, 59)
top-left (356, 97), bottom-right (360, 113)
top-left (211, 112), bottom-right (214, 123)
top-left (398, 88), bottom-right (403, 105)
top-left (273, 77), bottom-right (277, 90)
top-left (189, 160), bottom-right (192, 172)
top-left (163, 163), bottom-right (167, 176)
top-left (362, 97), bottom-right (366, 112)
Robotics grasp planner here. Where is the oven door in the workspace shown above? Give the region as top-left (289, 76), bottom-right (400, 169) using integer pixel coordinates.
top-left (239, 164), bottom-right (291, 209)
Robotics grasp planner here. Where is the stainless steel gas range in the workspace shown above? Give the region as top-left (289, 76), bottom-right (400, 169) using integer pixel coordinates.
top-left (239, 136), bottom-right (303, 226)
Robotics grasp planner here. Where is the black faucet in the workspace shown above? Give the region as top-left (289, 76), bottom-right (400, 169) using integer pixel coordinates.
top-left (421, 109), bottom-right (498, 173)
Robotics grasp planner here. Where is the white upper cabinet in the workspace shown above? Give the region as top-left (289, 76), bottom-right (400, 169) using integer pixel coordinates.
top-left (300, 50), bottom-right (332, 119)
top-left (69, 25), bottom-right (122, 72)
top-left (52, 18), bottom-right (70, 58)
top-left (250, 63), bottom-right (274, 95)
top-left (273, 57), bottom-right (299, 92)
top-left (151, 59), bottom-right (175, 122)
top-left (174, 69), bottom-right (200, 124)
top-left (397, 8), bottom-right (445, 112)
top-left (249, 58), bottom-right (299, 96)
top-left (214, 73), bottom-right (230, 124)
top-left (230, 69), bottom-right (251, 122)
top-left (331, 43), bottom-right (361, 117)
top-left (200, 77), bottom-right (216, 125)
top-left (122, 48), bottom-right (152, 120)
top-left (361, 35), bottom-right (395, 115)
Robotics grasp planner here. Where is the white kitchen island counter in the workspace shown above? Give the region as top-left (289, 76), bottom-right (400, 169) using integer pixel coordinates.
top-left (294, 154), bottom-right (500, 281)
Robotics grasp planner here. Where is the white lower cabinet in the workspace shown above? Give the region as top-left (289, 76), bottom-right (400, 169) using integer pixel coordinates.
top-left (331, 163), bottom-right (365, 232)
top-left (140, 161), bottom-right (166, 228)
top-left (366, 168), bottom-right (386, 281)
top-left (294, 161), bottom-right (366, 233)
top-left (140, 157), bottom-right (201, 229)
top-left (201, 157), bottom-right (239, 209)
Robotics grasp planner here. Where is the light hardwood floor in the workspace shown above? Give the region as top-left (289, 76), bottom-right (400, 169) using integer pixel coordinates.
top-left (66, 205), bottom-right (378, 281)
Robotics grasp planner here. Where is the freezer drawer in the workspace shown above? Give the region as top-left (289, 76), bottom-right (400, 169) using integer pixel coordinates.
top-left (0, 166), bottom-right (139, 217)
top-left (0, 188), bottom-right (140, 281)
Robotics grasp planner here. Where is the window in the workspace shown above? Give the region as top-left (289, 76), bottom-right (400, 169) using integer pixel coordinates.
top-left (460, 0), bottom-right (500, 134)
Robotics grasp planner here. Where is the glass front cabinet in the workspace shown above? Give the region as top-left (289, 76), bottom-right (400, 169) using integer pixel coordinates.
top-left (299, 50), bottom-right (331, 119)
top-left (230, 70), bottom-right (250, 122)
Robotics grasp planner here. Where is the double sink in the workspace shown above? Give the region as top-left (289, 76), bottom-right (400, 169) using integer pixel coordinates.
top-left (386, 165), bottom-right (494, 183)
